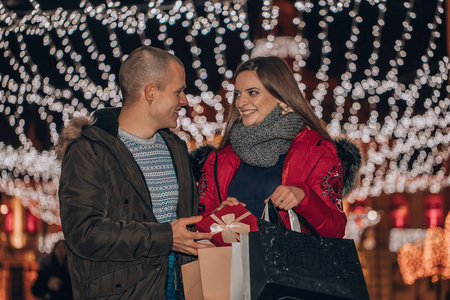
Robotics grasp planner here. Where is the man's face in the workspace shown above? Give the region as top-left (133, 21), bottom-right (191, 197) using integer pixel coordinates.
top-left (150, 61), bottom-right (187, 130)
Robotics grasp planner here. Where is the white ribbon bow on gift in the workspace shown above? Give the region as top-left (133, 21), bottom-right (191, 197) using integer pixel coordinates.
top-left (210, 212), bottom-right (251, 244)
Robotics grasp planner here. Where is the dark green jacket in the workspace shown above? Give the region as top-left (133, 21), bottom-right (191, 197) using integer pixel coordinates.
top-left (57, 108), bottom-right (198, 299)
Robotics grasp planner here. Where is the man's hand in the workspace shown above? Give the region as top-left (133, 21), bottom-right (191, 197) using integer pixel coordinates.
top-left (171, 216), bottom-right (213, 256)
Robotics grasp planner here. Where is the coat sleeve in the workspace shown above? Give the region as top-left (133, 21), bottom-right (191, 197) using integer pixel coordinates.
top-left (58, 140), bottom-right (173, 261)
top-left (292, 142), bottom-right (347, 238)
top-left (197, 151), bottom-right (221, 217)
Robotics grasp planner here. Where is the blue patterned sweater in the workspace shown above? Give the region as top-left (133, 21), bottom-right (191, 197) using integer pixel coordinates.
top-left (119, 128), bottom-right (178, 299)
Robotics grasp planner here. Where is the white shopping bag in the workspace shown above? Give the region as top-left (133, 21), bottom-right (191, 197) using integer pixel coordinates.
top-left (240, 234), bottom-right (251, 300)
top-left (230, 242), bottom-right (244, 300)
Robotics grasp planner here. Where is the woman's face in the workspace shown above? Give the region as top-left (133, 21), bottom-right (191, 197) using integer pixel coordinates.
top-left (234, 71), bottom-right (280, 126)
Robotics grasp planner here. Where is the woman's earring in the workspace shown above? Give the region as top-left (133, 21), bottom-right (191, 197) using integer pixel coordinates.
top-left (279, 102), bottom-right (294, 115)
top-left (237, 115), bottom-right (242, 121)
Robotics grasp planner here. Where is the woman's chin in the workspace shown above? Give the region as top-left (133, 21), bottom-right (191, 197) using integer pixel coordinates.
top-left (242, 117), bottom-right (260, 127)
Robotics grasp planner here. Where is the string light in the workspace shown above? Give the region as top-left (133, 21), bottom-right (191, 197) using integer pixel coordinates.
top-left (345, 206), bottom-right (381, 244)
top-left (397, 213), bottom-right (450, 284)
top-left (389, 228), bottom-right (427, 253)
top-left (38, 231), bottom-right (64, 253)
top-left (309, 0), bottom-right (333, 119)
top-left (261, 0), bottom-right (279, 31)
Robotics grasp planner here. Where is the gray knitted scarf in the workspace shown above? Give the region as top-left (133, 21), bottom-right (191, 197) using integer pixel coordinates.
top-left (229, 105), bottom-right (305, 167)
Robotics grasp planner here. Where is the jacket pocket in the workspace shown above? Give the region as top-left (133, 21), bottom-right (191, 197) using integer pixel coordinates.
top-left (85, 260), bottom-right (156, 298)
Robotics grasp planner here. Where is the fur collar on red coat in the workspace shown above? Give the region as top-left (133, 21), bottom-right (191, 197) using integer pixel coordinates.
top-left (190, 129), bottom-right (362, 198)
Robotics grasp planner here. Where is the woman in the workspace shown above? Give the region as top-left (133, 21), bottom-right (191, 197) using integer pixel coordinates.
top-left (193, 56), bottom-right (361, 238)
top-left (32, 240), bottom-right (73, 300)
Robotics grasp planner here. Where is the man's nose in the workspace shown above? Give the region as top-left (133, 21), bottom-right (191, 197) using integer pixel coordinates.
top-left (180, 92), bottom-right (188, 106)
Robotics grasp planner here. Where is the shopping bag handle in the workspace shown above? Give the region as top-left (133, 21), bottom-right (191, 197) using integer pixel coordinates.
top-left (265, 199), bottom-right (287, 229)
top-left (265, 198), bottom-right (320, 237)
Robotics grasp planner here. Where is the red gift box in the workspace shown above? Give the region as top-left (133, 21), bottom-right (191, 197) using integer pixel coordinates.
top-left (195, 205), bottom-right (258, 247)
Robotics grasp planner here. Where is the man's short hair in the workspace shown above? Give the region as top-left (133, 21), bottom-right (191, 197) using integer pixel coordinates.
top-left (119, 46), bottom-right (183, 105)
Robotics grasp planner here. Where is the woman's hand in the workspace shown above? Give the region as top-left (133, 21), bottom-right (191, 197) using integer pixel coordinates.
top-left (213, 197), bottom-right (246, 213)
top-left (265, 185), bottom-right (305, 211)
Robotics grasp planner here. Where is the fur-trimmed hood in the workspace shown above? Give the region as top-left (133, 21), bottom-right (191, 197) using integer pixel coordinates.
top-left (190, 136), bottom-right (362, 198)
top-left (333, 137), bottom-right (362, 197)
top-left (55, 107), bottom-right (121, 161)
top-left (55, 116), bottom-right (94, 161)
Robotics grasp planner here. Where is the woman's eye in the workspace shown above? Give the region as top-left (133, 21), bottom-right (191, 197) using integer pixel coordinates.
top-left (249, 90), bottom-right (258, 95)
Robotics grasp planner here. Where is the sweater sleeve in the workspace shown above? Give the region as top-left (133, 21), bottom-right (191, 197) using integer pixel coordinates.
top-left (197, 151), bottom-right (221, 217)
top-left (292, 143), bottom-right (347, 238)
top-left (58, 139), bottom-right (173, 261)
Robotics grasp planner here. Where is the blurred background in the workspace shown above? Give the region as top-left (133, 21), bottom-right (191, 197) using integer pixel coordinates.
top-left (0, 0), bottom-right (449, 299)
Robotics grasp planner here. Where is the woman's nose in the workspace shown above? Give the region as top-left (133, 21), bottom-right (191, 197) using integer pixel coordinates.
top-left (235, 96), bottom-right (247, 108)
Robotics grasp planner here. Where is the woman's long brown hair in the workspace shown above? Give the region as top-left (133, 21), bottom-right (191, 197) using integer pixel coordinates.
top-left (219, 56), bottom-right (332, 149)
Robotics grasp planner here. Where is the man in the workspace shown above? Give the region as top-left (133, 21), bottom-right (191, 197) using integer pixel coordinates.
top-left (56, 46), bottom-right (212, 299)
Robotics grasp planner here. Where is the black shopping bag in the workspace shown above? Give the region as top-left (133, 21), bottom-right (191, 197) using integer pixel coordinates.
top-left (248, 219), bottom-right (369, 300)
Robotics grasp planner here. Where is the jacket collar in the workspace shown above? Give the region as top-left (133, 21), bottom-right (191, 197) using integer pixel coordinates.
top-left (91, 107), bottom-right (121, 137)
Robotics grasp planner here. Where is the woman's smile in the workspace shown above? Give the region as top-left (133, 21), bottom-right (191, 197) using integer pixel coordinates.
top-left (240, 109), bottom-right (257, 116)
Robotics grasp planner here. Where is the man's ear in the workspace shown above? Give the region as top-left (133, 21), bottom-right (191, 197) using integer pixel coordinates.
top-left (144, 84), bottom-right (157, 103)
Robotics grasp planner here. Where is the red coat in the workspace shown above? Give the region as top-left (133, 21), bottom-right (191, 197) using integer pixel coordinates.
top-left (198, 127), bottom-right (348, 238)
